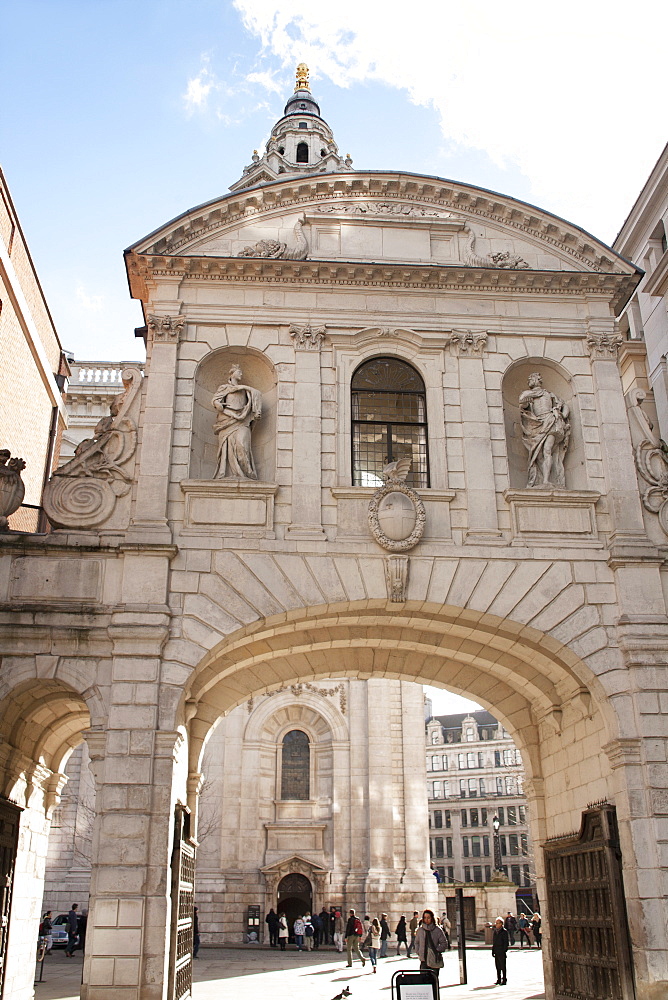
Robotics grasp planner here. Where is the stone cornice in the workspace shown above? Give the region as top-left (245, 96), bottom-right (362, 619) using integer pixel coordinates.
top-left (127, 172), bottom-right (638, 277)
top-left (126, 252), bottom-right (637, 313)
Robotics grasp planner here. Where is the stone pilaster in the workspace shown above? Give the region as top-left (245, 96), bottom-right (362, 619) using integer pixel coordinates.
top-left (286, 325), bottom-right (327, 539)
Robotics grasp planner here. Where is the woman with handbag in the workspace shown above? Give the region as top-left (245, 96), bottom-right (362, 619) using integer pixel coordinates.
top-left (367, 918), bottom-right (381, 973)
top-left (414, 909), bottom-right (447, 983)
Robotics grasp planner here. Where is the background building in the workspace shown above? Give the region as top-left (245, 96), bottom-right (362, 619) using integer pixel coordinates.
top-left (426, 710), bottom-right (533, 897)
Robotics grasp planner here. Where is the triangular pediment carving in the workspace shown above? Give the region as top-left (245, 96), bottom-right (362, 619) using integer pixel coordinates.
top-left (261, 853), bottom-right (329, 877)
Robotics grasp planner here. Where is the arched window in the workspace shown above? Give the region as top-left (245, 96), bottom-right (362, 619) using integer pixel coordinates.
top-left (281, 729), bottom-right (310, 800)
top-left (296, 142), bottom-right (309, 162)
top-left (351, 357), bottom-right (429, 487)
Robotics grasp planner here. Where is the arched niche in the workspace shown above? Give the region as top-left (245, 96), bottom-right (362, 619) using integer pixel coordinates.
top-left (502, 359), bottom-right (586, 490)
top-left (190, 347), bottom-right (277, 482)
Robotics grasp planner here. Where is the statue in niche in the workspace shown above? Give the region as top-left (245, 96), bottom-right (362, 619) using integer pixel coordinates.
top-left (212, 365), bottom-right (262, 480)
top-left (519, 372), bottom-right (571, 489)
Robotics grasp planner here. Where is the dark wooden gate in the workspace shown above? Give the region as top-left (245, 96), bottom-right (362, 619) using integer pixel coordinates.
top-left (445, 894), bottom-right (476, 933)
top-left (544, 803), bottom-right (635, 1000)
top-left (0, 800), bottom-right (20, 1000)
top-left (168, 806), bottom-right (196, 1000)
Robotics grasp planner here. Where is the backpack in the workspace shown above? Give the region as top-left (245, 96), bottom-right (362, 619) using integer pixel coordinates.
top-left (305, 922), bottom-right (313, 936)
top-left (354, 917), bottom-right (364, 937)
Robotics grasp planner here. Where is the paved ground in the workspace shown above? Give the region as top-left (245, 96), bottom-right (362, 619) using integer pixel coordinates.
top-left (34, 944), bottom-right (544, 1000)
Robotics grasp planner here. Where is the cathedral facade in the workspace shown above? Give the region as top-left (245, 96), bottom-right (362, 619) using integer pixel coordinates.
top-left (0, 66), bottom-right (667, 1000)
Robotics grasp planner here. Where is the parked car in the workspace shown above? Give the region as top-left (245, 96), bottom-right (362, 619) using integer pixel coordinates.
top-left (49, 914), bottom-right (78, 948)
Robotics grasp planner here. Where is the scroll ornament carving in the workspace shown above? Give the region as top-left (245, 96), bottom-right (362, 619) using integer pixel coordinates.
top-left (237, 219), bottom-right (308, 260)
top-left (368, 459), bottom-right (426, 552)
top-left (315, 201), bottom-right (454, 219)
top-left (519, 372), bottom-right (571, 489)
top-left (385, 554), bottom-right (409, 602)
top-left (628, 389), bottom-right (668, 536)
top-left (43, 368), bottom-right (142, 529)
top-left (290, 324), bottom-right (326, 350)
top-left (0, 451), bottom-right (26, 531)
top-left (464, 227), bottom-right (529, 269)
top-left (148, 314), bottom-right (185, 342)
top-left (448, 330), bottom-right (488, 356)
top-left (586, 330), bottom-right (624, 359)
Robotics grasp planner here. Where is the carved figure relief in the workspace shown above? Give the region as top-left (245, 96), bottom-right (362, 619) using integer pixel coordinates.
top-left (0, 451), bottom-right (26, 531)
top-left (237, 219), bottom-right (308, 260)
top-left (368, 459), bottom-right (426, 552)
top-left (464, 227), bottom-right (529, 270)
top-left (43, 368), bottom-right (143, 529)
top-left (289, 324), bottom-right (326, 350)
top-left (519, 372), bottom-right (571, 489)
top-left (628, 389), bottom-right (668, 536)
top-left (212, 366), bottom-right (262, 480)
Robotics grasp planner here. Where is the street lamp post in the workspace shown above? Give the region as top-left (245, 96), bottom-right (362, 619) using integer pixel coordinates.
top-left (492, 814), bottom-right (503, 873)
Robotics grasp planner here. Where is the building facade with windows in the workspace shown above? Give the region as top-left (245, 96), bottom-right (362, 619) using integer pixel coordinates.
top-left (426, 711), bottom-right (533, 892)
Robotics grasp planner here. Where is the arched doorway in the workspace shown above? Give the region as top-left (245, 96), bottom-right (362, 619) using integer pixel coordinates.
top-left (277, 873), bottom-right (312, 934)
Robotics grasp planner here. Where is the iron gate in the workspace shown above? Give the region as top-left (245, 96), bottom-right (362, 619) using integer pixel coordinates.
top-left (544, 803), bottom-right (635, 1000)
top-left (168, 806), bottom-right (196, 1000)
top-left (0, 799), bottom-right (20, 1000)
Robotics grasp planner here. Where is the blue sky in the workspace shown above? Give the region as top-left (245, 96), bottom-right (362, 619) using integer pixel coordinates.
top-left (2, 0), bottom-right (666, 365)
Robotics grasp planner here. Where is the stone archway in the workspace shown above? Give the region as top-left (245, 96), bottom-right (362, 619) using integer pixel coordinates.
top-left (262, 855), bottom-right (329, 940)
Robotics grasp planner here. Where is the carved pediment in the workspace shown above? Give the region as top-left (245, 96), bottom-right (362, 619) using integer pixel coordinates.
top-left (261, 854), bottom-right (329, 877)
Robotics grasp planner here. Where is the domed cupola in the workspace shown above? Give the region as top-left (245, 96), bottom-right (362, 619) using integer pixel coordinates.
top-left (229, 63), bottom-right (354, 191)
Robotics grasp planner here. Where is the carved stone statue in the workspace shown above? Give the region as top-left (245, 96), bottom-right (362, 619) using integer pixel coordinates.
top-left (0, 451), bottom-right (26, 531)
top-left (519, 372), bottom-right (571, 489)
top-left (237, 219), bottom-right (308, 260)
top-left (212, 366), bottom-right (262, 480)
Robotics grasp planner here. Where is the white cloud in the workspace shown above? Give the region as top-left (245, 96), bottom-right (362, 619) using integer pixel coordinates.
top-left (75, 284), bottom-right (104, 312)
top-left (245, 69), bottom-right (284, 95)
top-left (184, 65), bottom-right (215, 112)
top-left (233, 0), bottom-right (668, 241)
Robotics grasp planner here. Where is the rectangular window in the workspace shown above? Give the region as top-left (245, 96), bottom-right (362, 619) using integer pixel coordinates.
top-left (509, 834), bottom-right (519, 856)
top-left (497, 807), bottom-right (505, 825)
top-left (435, 838), bottom-right (444, 858)
top-left (519, 805), bottom-right (526, 824)
top-left (471, 836), bottom-right (481, 858)
top-left (521, 833), bottom-right (528, 856)
top-left (478, 752), bottom-right (484, 767)
top-left (483, 836), bottom-right (490, 857)
top-left (523, 864), bottom-right (531, 887)
top-left (485, 865), bottom-right (491, 882)
top-left (505, 776), bottom-right (515, 795)
top-left (464, 866), bottom-right (471, 882)
top-left (461, 809), bottom-right (468, 827)
top-left (445, 810), bottom-right (451, 829)
top-left (470, 808), bottom-right (479, 827)
top-left (507, 806), bottom-right (517, 825)
top-left (434, 810), bottom-right (443, 829)
top-left (432, 754), bottom-right (441, 771)
top-left (429, 814), bottom-right (432, 829)
top-left (446, 837), bottom-right (453, 858)
top-left (448, 866), bottom-right (454, 881)
top-left (496, 777), bottom-right (504, 794)
top-left (468, 778), bottom-right (478, 797)
top-left (467, 752), bottom-right (476, 769)
top-left (462, 837), bottom-right (469, 858)
top-left (442, 756), bottom-right (448, 770)
top-left (458, 753), bottom-right (466, 770)
top-left (460, 779), bottom-right (467, 798)
top-left (433, 781), bottom-right (442, 798)
top-left (479, 778), bottom-right (486, 795)
top-left (504, 748), bottom-right (515, 766)
top-left (481, 808), bottom-right (488, 825)
top-left (500, 835), bottom-right (507, 856)
top-left (437, 866), bottom-right (446, 883)
top-left (511, 864), bottom-right (521, 885)
top-left (494, 750), bottom-right (501, 767)
top-left (473, 866), bottom-right (483, 883)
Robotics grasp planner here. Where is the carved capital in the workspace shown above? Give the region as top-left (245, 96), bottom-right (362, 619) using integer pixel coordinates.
top-left (290, 324), bottom-right (327, 350)
top-left (385, 555), bottom-right (409, 602)
top-left (602, 738), bottom-right (643, 769)
top-left (586, 330), bottom-right (623, 359)
top-left (448, 330), bottom-right (488, 356)
top-left (148, 314), bottom-right (185, 342)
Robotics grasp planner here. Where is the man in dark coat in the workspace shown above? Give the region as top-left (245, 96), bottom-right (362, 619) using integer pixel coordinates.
top-left (379, 913), bottom-right (391, 958)
top-left (504, 911), bottom-right (517, 946)
top-left (319, 908), bottom-right (330, 944)
top-left (265, 908), bottom-right (279, 947)
top-left (492, 917), bottom-right (510, 985)
top-left (65, 903), bottom-right (78, 958)
top-left (311, 910), bottom-right (322, 949)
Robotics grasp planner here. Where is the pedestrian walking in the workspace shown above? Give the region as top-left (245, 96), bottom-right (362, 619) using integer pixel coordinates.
top-left (407, 910), bottom-right (419, 958)
top-left (379, 912), bottom-right (391, 958)
top-left (311, 910), bottom-right (322, 949)
top-left (64, 903), bottom-right (79, 958)
top-left (414, 909), bottom-right (447, 984)
top-left (492, 917), bottom-right (509, 985)
top-left (193, 907), bottom-right (200, 958)
top-left (266, 908), bottom-right (279, 947)
top-left (395, 915), bottom-right (408, 955)
top-left (518, 914), bottom-right (532, 948)
top-left (345, 908), bottom-right (366, 968)
top-left (278, 912), bottom-right (288, 950)
top-left (40, 911), bottom-right (53, 954)
top-left (333, 910), bottom-right (344, 952)
top-left (441, 912), bottom-right (451, 950)
top-left (304, 914), bottom-right (314, 950)
top-left (504, 911), bottom-right (517, 947)
top-left (367, 917), bottom-right (381, 973)
top-left (293, 916), bottom-right (306, 950)
top-left (531, 912), bottom-right (542, 948)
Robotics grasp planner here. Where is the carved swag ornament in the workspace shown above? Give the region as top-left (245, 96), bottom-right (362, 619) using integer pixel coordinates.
top-left (43, 368), bottom-right (142, 529)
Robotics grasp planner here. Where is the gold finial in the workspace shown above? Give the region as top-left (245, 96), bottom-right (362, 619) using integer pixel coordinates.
top-left (295, 63), bottom-right (310, 92)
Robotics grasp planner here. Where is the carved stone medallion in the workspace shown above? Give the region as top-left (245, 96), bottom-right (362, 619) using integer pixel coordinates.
top-left (368, 481), bottom-right (425, 552)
